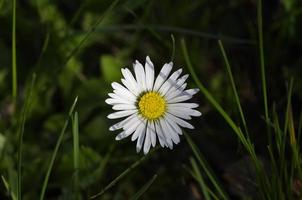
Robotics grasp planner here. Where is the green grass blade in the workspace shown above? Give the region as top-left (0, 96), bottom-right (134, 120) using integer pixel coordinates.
top-left (60, 0), bottom-right (119, 71)
top-left (218, 40), bottom-right (249, 135)
top-left (2, 175), bottom-right (17, 200)
top-left (170, 34), bottom-right (175, 62)
top-left (190, 158), bottom-right (211, 200)
top-left (39, 96), bottom-right (78, 200)
top-left (95, 24), bottom-right (256, 45)
top-left (185, 134), bottom-right (229, 200)
top-left (257, 0), bottom-right (269, 125)
top-left (89, 148), bottom-right (158, 199)
top-left (17, 74), bottom-right (36, 200)
top-left (72, 111), bottom-right (80, 198)
top-left (12, 0), bottom-right (17, 103)
top-left (284, 78), bottom-right (294, 134)
top-left (298, 110), bottom-right (302, 143)
top-left (130, 174), bottom-right (158, 200)
top-left (181, 39), bottom-right (246, 144)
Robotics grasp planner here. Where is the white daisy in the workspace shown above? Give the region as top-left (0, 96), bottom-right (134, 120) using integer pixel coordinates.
top-left (105, 56), bottom-right (202, 154)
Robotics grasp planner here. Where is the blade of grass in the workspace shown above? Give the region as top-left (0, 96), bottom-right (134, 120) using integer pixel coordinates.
top-left (170, 34), bottom-right (175, 62)
top-left (89, 148), bottom-right (158, 199)
top-left (257, 0), bottom-right (269, 126)
top-left (2, 175), bottom-right (17, 200)
top-left (185, 134), bottom-right (228, 200)
top-left (181, 39), bottom-right (271, 198)
top-left (17, 74), bottom-right (36, 200)
top-left (12, 0), bottom-right (17, 103)
top-left (72, 111), bottom-right (80, 198)
top-left (181, 39), bottom-right (247, 147)
top-left (298, 110), bottom-right (302, 143)
top-left (95, 24), bottom-right (256, 45)
top-left (129, 174), bottom-right (158, 200)
top-left (190, 157), bottom-right (211, 200)
top-left (218, 40), bottom-right (249, 136)
top-left (39, 96), bottom-right (78, 200)
top-left (284, 78), bottom-right (294, 134)
top-left (60, 0), bottom-right (119, 72)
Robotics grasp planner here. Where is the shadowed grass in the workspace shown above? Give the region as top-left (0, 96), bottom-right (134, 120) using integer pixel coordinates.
top-left (257, 0), bottom-right (269, 126)
top-left (130, 174), bottom-right (158, 200)
top-left (72, 111), bottom-right (80, 199)
top-left (190, 158), bottom-right (212, 200)
top-left (17, 74), bottom-right (36, 200)
top-left (218, 40), bottom-right (249, 136)
top-left (39, 96), bottom-right (78, 200)
top-left (2, 175), bottom-right (17, 200)
top-left (12, 0), bottom-right (17, 103)
top-left (89, 147), bottom-right (158, 199)
top-left (185, 133), bottom-right (229, 200)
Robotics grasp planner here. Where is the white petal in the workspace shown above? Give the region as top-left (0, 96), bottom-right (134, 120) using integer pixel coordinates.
top-left (121, 68), bottom-right (140, 95)
top-left (158, 119), bottom-right (173, 149)
top-left (165, 115), bottom-right (183, 135)
top-left (154, 121), bottom-right (166, 147)
top-left (183, 88), bottom-right (199, 96)
top-left (159, 69), bottom-right (182, 95)
top-left (153, 62), bottom-right (173, 91)
top-left (167, 93), bottom-right (193, 103)
top-left (173, 107), bottom-right (202, 117)
top-left (149, 121), bottom-right (156, 147)
top-left (159, 118), bottom-right (178, 146)
top-left (131, 120), bottom-right (147, 141)
top-left (112, 104), bottom-right (137, 110)
top-left (109, 113), bottom-right (136, 131)
top-left (107, 110), bottom-right (137, 119)
top-left (166, 113), bottom-right (194, 129)
top-left (105, 98), bottom-right (132, 105)
top-left (145, 56), bottom-right (155, 91)
top-left (115, 117), bottom-right (142, 140)
top-left (165, 74), bottom-right (189, 98)
top-left (112, 82), bottom-right (137, 101)
top-left (136, 123), bottom-right (146, 153)
top-left (166, 83), bottom-right (187, 101)
top-left (168, 103), bottom-right (199, 109)
top-left (123, 115), bottom-right (143, 130)
top-left (168, 108), bottom-right (192, 120)
top-left (134, 60), bottom-right (146, 92)
top-left (162, 118), bottom-right (180, 144)
top-left (121, 78), bottom-right (138, 96)
top-left (143, 122), bottom-right (151, 154)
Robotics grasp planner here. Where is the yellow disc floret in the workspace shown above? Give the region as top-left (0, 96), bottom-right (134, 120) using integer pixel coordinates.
top-left (138, 92), bottom-right (166, 120)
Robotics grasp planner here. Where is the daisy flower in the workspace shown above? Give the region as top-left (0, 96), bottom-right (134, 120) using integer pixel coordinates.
top-left (105, 56), bottom-right (201, 154)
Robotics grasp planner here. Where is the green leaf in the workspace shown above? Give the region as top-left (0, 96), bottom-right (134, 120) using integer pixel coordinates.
top-left (100, 54), bottom-right (123, 82)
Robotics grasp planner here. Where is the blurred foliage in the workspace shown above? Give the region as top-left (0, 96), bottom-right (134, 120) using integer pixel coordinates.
top-left (0, 0), bottom-right (302, 199)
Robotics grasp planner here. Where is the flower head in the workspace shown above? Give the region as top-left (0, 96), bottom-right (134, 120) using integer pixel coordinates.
top-left (106, 56), bottom-right (201, 154)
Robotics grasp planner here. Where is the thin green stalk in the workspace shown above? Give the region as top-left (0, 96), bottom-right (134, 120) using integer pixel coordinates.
top-left (130, 174), bottom-right (158, 200)
top-left (2, 175), bottom-right (17, 200)
top-left (89, 148), bottom-right (158, 199)
top-left (72, 112), bottom-right (80, 198)
top-left (190, 158), bottom-right (211, 200)
top-left (185, 134), bottom-right (228, 200)
top-left (17, 74), bottom-right (36, 200)
top-left (95, 24), bottom-right (256, 45)
top-left (12, 0), bottom-right (17, 102)
top-left (284, 78), bottom-right (294, 134)
top-left (39, 97), bottom-right (78, 200)
top-left (181, 39), bottom-right (245, 144)
top-left (218, 40), bottom-right (249, 136)
top-left (257, 0), bottom-right (269, 125)
top-left (170, 34), bottom-right (175, 62)
top-left (60, 0), bottom-right (119, 71)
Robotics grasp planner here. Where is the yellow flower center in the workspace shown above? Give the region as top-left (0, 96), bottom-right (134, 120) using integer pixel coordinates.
top-left (138, 92), bottom-right (166, 120)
